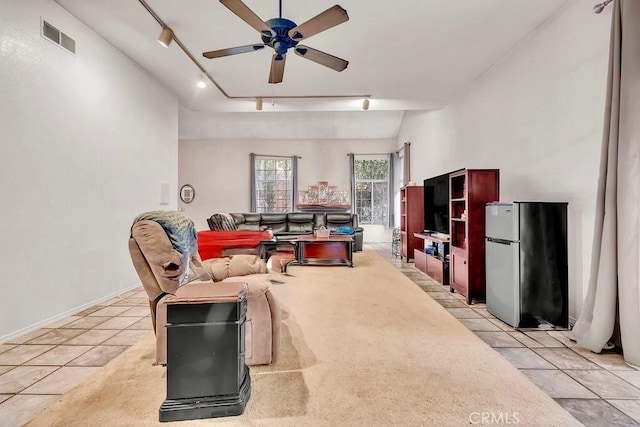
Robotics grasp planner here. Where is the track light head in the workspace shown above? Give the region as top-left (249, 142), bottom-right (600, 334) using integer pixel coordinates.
top-left (196, 74), bottom-right (207, 89)
top-left (157, 26), bottom-right (174, 47)
top-left (593, 0), bottom-right (612, 14)
top-left (256, 98), bottom-right (263, 111)
top-left (362, 99), bottom-right (370, 111)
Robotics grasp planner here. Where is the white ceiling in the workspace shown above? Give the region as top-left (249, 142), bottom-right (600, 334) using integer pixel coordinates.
top-left (54, 0), bottom-right (568, 138)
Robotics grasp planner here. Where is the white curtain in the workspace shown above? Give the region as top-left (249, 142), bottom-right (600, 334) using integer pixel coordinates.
top-left (573, 0), bottom-right (640, 367)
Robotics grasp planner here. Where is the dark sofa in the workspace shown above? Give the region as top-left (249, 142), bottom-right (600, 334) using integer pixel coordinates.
top-left (207, 212), bottom-right (364, 252)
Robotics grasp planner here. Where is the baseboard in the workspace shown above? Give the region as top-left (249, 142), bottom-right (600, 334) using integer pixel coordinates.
top-left (0, 281), bottom-right (143, 344)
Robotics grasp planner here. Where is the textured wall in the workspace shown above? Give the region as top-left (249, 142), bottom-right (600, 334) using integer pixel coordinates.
top-left (0, 0), bottom-right (178, 340)
top-left (397, 0), bottom-right (610, 320)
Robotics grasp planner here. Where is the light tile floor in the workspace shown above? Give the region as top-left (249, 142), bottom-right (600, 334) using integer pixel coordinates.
top-left (0, 289), bottom-right (152, 426)
top-left (1, 245), bottom-right (639, 426)
top-left (369, 242), bottom-right (640, 427)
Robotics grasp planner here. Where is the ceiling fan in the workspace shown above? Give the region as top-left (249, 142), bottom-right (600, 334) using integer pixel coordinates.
top-left (202, 0), bottom-right (350, 84)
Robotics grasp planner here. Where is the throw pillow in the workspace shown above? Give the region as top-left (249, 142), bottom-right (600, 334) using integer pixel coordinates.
top-left (209, 213), bottom-right (238, 231)
top-left (211, 214), bottom-right (225, 230)
top-left (334, 226), bottom-right (355, 235)
top-left (219, 212), bottom-right (238, 230)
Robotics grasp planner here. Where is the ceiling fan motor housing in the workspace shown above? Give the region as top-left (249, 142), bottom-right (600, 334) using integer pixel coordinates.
top-left (203, 1), bottom-right (350, 82)
top-left (262, 18), bottom-right (299, 56)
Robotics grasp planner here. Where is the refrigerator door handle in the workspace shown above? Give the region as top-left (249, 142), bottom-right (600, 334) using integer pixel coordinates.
top-left (486, 237), bottom-right (514, 245)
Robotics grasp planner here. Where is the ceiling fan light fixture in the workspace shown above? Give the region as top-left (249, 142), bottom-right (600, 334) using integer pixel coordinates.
top-left (256, 97), bottom-right (263, 111)
top-left (362, 99), bottom-right (370, 111)
top-left (157, 26), bottom-right (174, 47)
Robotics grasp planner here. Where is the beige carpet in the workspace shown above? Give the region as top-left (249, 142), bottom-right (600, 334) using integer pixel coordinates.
top-left (27, 250), bottom-right (580, 426)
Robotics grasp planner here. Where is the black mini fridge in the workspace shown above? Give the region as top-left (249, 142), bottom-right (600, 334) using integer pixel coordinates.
top-left (485, 202), bottom-right (568, 328)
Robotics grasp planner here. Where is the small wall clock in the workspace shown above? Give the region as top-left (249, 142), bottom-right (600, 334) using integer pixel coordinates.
top-left (179, 184), bottom-right (195, 204)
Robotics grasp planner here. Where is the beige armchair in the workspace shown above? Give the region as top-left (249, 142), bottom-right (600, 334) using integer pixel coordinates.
top-left (128, 211), bottom-right (280, 366)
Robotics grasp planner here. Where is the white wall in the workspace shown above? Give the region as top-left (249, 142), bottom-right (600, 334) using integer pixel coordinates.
top-left (178, 138), bottom-right (396, 231)
top-left (397, 0), bottom-right (610, 320)
top-left (0, 0), bottom-right (179, 340)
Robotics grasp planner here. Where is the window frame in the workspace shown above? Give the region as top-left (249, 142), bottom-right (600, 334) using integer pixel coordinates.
top-left (353, 155), bottom-right (391, 226)
top-left (252, 155), bottom-right (297, 213)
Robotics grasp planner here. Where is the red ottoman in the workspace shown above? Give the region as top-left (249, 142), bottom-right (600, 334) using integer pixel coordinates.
top-left (197, 230), bottom-right (272, 260)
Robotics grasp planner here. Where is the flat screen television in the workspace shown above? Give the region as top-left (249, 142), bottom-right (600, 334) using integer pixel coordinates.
top-left (423, 173), bottom-right (451, 235)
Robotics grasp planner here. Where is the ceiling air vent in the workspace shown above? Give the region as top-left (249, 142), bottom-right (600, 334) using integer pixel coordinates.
top-left (41, 19), bottom-right (75, 54)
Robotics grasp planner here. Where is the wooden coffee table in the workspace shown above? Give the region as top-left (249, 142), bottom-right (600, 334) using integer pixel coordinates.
top-left (283, 235), bottom-right (354, 273)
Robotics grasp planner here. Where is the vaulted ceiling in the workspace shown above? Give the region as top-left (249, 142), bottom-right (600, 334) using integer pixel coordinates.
top-left (55, 0), bottom-right (568, 139)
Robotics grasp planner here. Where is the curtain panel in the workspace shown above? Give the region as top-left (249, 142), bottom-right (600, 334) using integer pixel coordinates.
top-left (250, 153), bottom-right (257, 211)
top-left (291, 155), bottom-right (298, 207)
top-left (388, 152), bottom-right (395, 226)
top-left (403, 142), bottom-right (411, 186)
top-left (348, 153), bottom-right (356, 212)
top-left (573, 0), bottom-right (640, 367)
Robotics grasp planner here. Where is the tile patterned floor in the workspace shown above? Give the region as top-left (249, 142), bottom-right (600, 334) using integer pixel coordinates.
top-left (0, 245), bottom-right (639, 426)
top-left (0, 289), bottom-right (152, 427)
top-left (369, 242), bottom-right (640, 427)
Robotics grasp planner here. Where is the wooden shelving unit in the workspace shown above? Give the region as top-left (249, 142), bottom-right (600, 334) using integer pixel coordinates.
top-left (449, 169), bottom-right (499, 304)
top-left (400, 185), bottom-right (424, 261)
top-left (414, 233), bottom-right (449, 286)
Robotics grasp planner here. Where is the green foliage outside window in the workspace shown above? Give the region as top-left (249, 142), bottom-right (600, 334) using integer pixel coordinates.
top-left (255, 157), bottom-right (292, 213)
top-left (355, 159), bottom-right (389, 180)
top-left (355, 158), bottom-right (389, 225)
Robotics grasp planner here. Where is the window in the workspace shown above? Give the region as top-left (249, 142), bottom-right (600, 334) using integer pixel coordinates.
top-left (354, 155), bottom-right (390, 226)
top-left (253, 156), bottom-right (296, 213)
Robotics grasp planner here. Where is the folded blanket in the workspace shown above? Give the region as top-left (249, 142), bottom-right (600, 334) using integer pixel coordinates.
top-left (133, 210), bottom-right (197, 284)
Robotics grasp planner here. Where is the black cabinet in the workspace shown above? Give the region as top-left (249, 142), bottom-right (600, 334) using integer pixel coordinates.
top-left (160, 285), bottom-right (251, 422)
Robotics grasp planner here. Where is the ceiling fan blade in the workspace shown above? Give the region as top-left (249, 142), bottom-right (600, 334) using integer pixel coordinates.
top-left (203, 44), bottom-right (265, 59)
top-left (268, 54), bottom-right (286, 84)
top-left (220, 0), bottom-right (274, 37)
top-left (294, 45), bottom-right (348, 72)
top-left (288, 5), bottom-right (349, 41)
